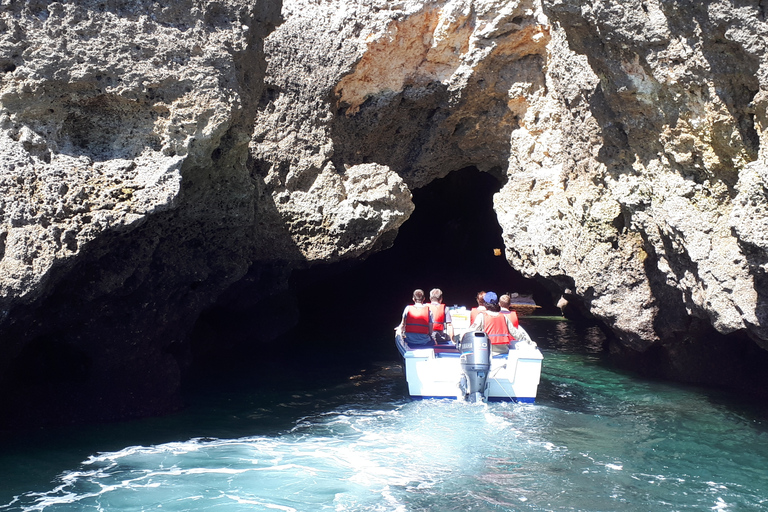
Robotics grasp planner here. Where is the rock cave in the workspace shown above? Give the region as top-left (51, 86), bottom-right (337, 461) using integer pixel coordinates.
top-left (3, 0), bottom-right (768, 430)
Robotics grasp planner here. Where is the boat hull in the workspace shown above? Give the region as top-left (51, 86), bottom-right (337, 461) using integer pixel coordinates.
top-left (396, 335), bottom-right (543, 403)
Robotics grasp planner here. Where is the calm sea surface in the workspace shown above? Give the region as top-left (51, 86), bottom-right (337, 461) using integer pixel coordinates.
top-left (1, 318), bottom-right (767, 511)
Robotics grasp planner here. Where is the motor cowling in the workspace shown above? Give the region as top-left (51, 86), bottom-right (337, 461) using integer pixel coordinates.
top-left (459, 331), bottom-right (491, 401)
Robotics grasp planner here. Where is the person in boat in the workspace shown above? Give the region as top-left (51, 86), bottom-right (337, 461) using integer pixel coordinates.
top-left (469, 290), bottom-right (487, 324)
top-left (428, 288), bottom-right (454, 344)
top-left (469, 291), bottom-right (532, 354)
top-left (397, 289), bottom-right (433, 346)
top-left (499, 294), bottom-right (520, 329)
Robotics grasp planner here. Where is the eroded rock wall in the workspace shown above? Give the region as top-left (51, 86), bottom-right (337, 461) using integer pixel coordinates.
top-left (497, 0), bottom-right (768, 371)
top-left (257, 0), bottom-right (768, 386)
top-left (0, 0), bottom-right (414, 428)
top-left (0, 0), bottom-right (282, 427)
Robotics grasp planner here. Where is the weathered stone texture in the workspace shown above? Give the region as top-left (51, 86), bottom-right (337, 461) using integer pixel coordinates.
top-left (258, 0), bottom-right (768, 383)
top-left (517, 0), bottom-right (768, 358)
top-left (0, 0), bottom-right (414, 428)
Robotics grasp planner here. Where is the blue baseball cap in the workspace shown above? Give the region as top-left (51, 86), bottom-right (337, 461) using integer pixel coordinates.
top-left (484, 291), bottom-right (498, 305)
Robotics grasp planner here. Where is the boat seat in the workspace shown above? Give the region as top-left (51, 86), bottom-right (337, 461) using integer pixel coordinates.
top-left (433, 346), bottom-right (460, 357)
top-left (402, 340), bottom-right (435, 350)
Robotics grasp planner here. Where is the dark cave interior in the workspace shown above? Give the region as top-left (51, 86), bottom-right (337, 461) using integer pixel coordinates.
top-left (183, 166), bottom-right (559, 388)
top-left (282, 167), bottom-right (558, 360)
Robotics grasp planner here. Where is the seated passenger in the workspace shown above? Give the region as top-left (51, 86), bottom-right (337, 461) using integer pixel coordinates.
top-left (397, 289), bottom-right (433, 346)
top-left (469, 291), bottom-right (532, 354)
top-left (428, 288), bottom-right (453, 344)
top-left (469, 290), bottom-right (487, 324)
top-left (499, 294), bottom-right (520, 328)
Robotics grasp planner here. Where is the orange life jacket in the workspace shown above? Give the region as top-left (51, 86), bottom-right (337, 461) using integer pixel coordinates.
top-left (405, 305), bottom-right (430, 334)
top-left (428, 303), bottom-right (446, 331)
top-left (482, 312), bottom-right (514, 345)
top-left (500, 310), bottom-right (519, 328)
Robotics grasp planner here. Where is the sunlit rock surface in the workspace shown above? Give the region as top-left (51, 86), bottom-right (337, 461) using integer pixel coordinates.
top-left (1, 0), bottom-right (768, 427)
top-left (497, 0), bottom-right (768, 369)
top-left (263, 0), bottom-right (768, 378)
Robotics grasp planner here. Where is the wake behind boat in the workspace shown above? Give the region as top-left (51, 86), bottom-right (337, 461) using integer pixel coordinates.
top-left (395, 307), bottom-right (544, 403)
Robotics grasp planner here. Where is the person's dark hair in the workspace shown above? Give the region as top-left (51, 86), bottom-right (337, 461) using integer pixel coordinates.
top-left (484, 302), bottom-right (501, 312)
top-left (413, 289), bottom-right (425, 303)
top-left (475, 291), bottom-right (485, 306)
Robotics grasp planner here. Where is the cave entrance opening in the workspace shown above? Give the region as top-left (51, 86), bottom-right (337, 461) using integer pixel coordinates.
top-left (288, 166), bottom-right (555, 360)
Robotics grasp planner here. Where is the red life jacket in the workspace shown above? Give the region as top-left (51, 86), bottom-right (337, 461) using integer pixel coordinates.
top-left (405, 305), bottom-right (430, 334)
top-left (470, 307), bottom-right (486, 324)
top-left (428, 303), bottom-right (446, 331)
top-left (500, 310), bottom-right (519, 328)
top-left (482, 312), bottom-right (514, 345)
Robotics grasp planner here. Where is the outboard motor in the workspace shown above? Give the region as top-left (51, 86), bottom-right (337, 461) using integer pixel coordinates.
top-left (458, 331), bottom-right (491, 402)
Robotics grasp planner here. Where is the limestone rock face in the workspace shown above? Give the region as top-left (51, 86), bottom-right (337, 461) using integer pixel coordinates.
top-left (0, 0), bottom-right (285, 427)
top-left (2, 0), bottom-right (768, 427)
top-left (500, 0), bottom-right (768, 356)
top-left (494, 0), bottom-right (768, 383)
top-left (0, 0), bottom-right (413, 428)
top-left (256, 0), bottom-right (768, 384)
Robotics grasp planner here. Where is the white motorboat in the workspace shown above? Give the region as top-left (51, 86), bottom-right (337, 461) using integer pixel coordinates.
top-left (395, 307), bottom-right (544, 403)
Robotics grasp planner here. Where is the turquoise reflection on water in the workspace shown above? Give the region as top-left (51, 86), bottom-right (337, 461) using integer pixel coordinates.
top-left (1, 318), bottom-right (767, 511)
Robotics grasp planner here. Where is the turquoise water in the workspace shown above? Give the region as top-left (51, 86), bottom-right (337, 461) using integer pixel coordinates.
top-left (1, 319), bottom-right (767, 511)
